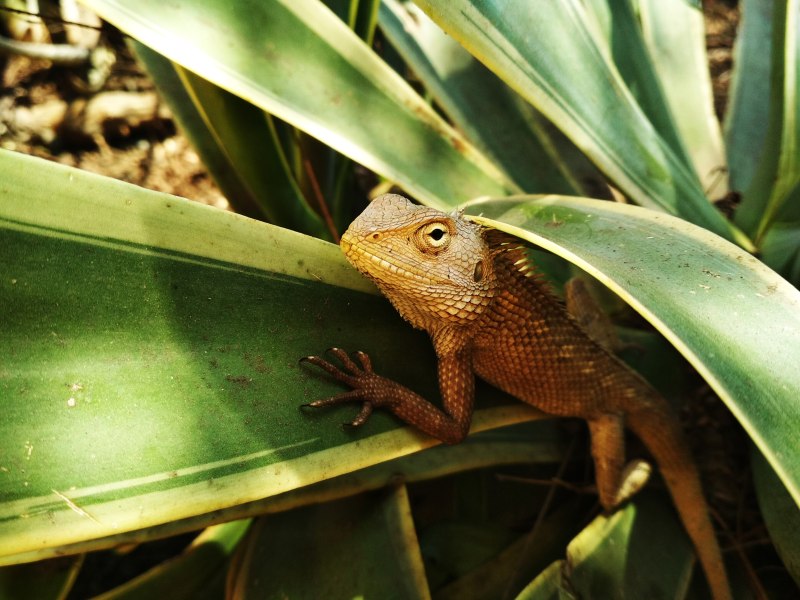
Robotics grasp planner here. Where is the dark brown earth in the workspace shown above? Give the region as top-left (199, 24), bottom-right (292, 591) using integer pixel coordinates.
top-left (0, 26), bottom-right (225, 207)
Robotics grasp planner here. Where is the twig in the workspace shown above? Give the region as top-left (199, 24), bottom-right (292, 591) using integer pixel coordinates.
top-left (303, 158), bottom-right (340, 242)
top-left (0, 33), bottom-right (89, 65)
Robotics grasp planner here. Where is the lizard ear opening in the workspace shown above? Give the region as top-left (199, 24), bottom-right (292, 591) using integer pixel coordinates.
top-left (473, 260), bottom-right (484, 282)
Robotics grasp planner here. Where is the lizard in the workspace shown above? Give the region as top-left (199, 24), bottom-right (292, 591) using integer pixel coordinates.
top-left (301, 193), bottom-right (731, 600)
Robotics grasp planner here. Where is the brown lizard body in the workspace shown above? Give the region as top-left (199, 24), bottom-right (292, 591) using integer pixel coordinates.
top-left (303, 193), bottom-right (730, 599)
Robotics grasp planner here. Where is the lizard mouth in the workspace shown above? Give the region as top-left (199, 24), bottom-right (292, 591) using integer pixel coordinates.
top-left (340, 236), bottom-right (351, 255)
top-left (340, 231), bottom-right (438, 286)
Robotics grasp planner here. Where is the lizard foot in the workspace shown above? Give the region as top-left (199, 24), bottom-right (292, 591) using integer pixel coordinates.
top-left (613, 459), bottom-right (652, 507)
top-left (300, 348), bottom-right (383, 427)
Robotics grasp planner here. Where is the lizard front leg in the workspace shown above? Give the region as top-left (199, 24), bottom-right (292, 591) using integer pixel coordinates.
top-left (301, 347), bottom-right (475, 444)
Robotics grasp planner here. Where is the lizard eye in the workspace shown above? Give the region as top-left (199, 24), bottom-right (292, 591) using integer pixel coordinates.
top-left (419, 222), bottom-right (451, 249)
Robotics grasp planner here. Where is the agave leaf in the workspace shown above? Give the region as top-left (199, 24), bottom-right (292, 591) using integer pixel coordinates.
top-left (515, 560), bottom-right (562, 599)
top-left (132, 41), bottom-right (330, 238)
top-left (0, 149), bottom-right (538, 566)
top-left (465, 195), bottom-right (800, 506)
top-left (724, 0), bottom-right (775, 195)
top-left (762, 219), bottom-right (800, 286)
top-left (379, 0), bottom-right (585, 195)
top-left (582, 0), bottom-right (691, 171)
top-left (637, 0), bottom-right (728, 198)
top-left (433, 501), bottom-right (584, 599)
top-left (128, 42), bottom-right (265, 221)
top-left (80, 0), bottom-right (516, 209)
top-left (0, 555), bottom-right (83, 600)
top-left (736, 0), bottom-right (800, 242)
top-left (518, 496), bottom-right (694, 598)
top-left (413, 0), bottom-right (744, 246)
top-left (13, 422), bottom-right (554, 563)
top-left (752, 447), bottom-right (800, 586)
top-left (565, 495), bottom-right (694, 597)
top-left (92, 520), bottom-right (251, 600)
top-left (228, 486), bottom-right (430, 598)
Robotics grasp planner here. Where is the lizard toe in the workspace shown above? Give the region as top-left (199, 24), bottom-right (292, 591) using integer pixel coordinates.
top-left (341, 402), bottom-right (374, 429)
top-left (325, 347), bottom-right (364, 374)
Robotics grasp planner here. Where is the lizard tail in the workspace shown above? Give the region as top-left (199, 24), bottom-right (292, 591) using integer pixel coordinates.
top-left (627, 407), bottom-right (732, 600)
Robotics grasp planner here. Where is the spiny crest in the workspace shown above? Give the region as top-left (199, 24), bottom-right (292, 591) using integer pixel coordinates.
top-left (482, 228), bottom-right (553, 289)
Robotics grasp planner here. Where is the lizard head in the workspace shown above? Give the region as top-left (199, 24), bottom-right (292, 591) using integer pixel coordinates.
top-left (340, 193), bottom-right (497, 330)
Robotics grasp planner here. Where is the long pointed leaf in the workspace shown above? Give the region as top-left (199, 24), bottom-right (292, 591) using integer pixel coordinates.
top-left (379, 0), bottom-right (583, 195)
top-left (229, 487), bottom-right (430, 598)
top-left (724, 0), bottom-right (775, 195)
top-left (638, 0), bottom-right (728, 198)
top-left (736, 0), bottom-right (800, 242)
top-left (80, 0), bottom-right (516, 210)
top-left (465, 195), bottom-right (800, 506)
top-left (0, 149), bottom-right (538, 565)
top-left (413, 0), bottom-right (744, 246)
top-left (128, 42), bottom-right (265, 221)
top-left (583, 0), bottom-right (691, 171)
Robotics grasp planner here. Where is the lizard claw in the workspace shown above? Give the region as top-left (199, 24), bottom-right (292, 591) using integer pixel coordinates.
top-left (301, 351), bottom-right (380, 427)
top-left (337, 401), bottom-right (373, 430)
top-left (301, 348), bottom-right (376, 384)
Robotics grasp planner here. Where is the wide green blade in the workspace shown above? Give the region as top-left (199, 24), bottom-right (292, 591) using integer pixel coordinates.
top-left (465, 195), bottom-right (800, 506)
top-left (93, 520), bottom-right (251, 600)
top-left (229, 486), bottom-right (430, 598)
top-left (752, 448), bottom-right (800, 587)
top-left (0, 150), bottom-right (537, 565)
top-left (736, 0), bottom-right (800, 242)
top-left (762, 220), bottom-right (800, 286)
top-left (0, 556), bottom-right (83, 600)
top-left (564, 495), bottom-right (694, 597)
top-left (80, 0), bottom-right (515, 210)
top-left (638, 0), bottom-right (728, 198)
top-left (582, 0), bottom-right (691, 171)
top-left (132, 40), bottom-right (329, 237)
top-left (518, 497), bottom-right (695, 598)
top-left (413, 0), bottom-right (743, 245)
top-left (724, 0), bottom-right (775, 196)
top-left (378, 0), bottom-right (583, 195)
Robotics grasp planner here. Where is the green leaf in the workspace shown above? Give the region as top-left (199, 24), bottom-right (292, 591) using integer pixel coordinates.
top-left (762, 220), bottom-right (800, 286)
top-left (132, 40), bottom-right (330, 238)
top-left (637, 0), bottom-right (728, 198)
top-left (432, 501), bottom-right (585, 599)
top-left (582, 0), bottom-right (691, 172)
top-left (724, 0), bottom-right (775, 195)
top-left (92, 520), bottom-right (251, 600)
top-left (736, 0), bottom-right (800, 242)
top-left (515, 560), bottom-right (562, 599)
top-left (519, 496), bottom-right (695, 598)
top-left (128, 42), bottom-right (265, 221)
top-left (753, 447), bottom-right (800, 587)
top-left (413, 0), bottom-right (744, 245)
top-left (80, 0), bottom-right (516, 210)
top-left (465, 195), bottom-right (800, 506)
top-left (228, 486), bottom-right (429, 598)
top-left (0, 149), bottom-right (539, 565)
top-left (378, 0), bottom-right (586, 195)
top-left (564, 495), bottom-right (694, 597)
